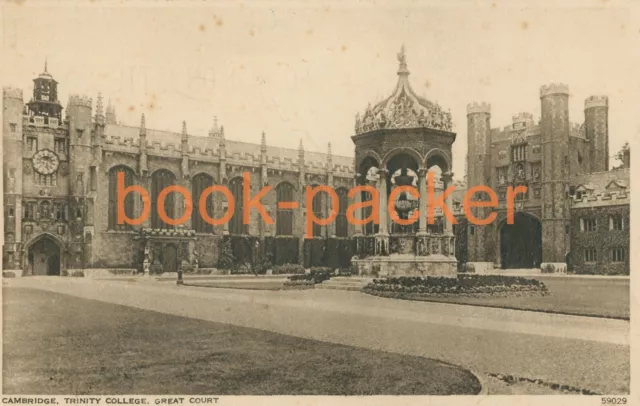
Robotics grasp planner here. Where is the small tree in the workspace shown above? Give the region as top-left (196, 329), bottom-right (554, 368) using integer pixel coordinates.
top-left (217, 238), bottom-right (236, 271)
top-left (613, 141), bottom-right (630, 169)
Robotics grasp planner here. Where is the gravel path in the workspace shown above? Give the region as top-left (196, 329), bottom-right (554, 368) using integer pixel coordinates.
top-left (5, 277), bottom-right (630, 394)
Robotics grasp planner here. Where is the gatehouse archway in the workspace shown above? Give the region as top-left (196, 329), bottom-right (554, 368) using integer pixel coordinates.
top-left (26, 235), bottom-right (62, 276)
top-left (499, 212), bottom-right (542, 269)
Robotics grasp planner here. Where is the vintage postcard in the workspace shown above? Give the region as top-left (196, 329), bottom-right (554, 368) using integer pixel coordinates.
top-left (1, 0), bottom-right (637, 405)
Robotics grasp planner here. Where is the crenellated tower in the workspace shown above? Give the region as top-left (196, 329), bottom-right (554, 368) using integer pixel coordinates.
top-left (66, 94), bottom-right (93, 270)
top-left (466, 102), bottom-right (493, 270)
top-left (539, 83), bottom-right (570, 270)
top-left (3, 87), bottom-right (25, 270)
top-left (584, 95), bottom-right (609, 172)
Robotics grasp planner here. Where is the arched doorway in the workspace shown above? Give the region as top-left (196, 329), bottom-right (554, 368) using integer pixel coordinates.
top-left (27, 237), bottom-right (61, 276)
top-left (499, 213), bottom-right (542, 269)
top-left (162, 244), bottom-right (179, 273)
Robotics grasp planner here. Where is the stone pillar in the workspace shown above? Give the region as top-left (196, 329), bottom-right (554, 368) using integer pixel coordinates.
top-left (377, 169), bottom-right (388, 235)
top-left (353, 175), bottom-right (363, 235)
top-left (417, 168), bottom-right (428, 235)
top-left (442, 172), bottom-right (454, 236)
top-left (375, 168), bottom-right (389, 255)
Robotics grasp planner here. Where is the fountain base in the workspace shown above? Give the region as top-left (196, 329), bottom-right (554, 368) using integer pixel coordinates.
top-left (353, 254), bottom-right (457, 278)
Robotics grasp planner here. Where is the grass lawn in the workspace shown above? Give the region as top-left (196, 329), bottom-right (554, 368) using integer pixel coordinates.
top-left (366, 276), bottom-right (629, 319)
top-left (2, 287), bottom-right (481, 395)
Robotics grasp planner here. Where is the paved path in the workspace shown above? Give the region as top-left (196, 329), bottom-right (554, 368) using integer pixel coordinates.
top-left (4, 277), bottom-right (631, 394)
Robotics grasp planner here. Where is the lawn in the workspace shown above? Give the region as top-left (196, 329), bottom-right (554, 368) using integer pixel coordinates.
top-left (366, 276), bottom-right (629, 319)
top-left (2, 287), bottom-right (481, 395)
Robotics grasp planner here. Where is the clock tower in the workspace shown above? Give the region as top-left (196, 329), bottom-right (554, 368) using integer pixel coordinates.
top-left (26, 60), bottom-right (63, 122)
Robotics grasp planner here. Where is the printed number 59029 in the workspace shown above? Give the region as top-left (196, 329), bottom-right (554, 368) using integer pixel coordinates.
top-left (602, 398), bottom-right (627, 404)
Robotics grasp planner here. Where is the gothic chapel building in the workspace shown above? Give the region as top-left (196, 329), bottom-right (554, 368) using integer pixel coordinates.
top-left (3, 64), bottom-right (355, 277)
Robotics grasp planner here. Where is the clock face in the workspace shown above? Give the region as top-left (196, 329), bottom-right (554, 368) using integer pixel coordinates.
top-left (32, 149), bottom-right (60, 175)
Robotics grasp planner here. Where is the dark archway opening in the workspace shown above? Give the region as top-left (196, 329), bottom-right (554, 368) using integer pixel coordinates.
top-left (500, 213), bottom-right (542, 269)
top-left (28, 237), bottom-right (61, 276)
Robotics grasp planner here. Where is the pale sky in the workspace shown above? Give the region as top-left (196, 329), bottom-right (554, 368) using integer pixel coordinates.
top-left (2, 1), bottom-right (638, 177)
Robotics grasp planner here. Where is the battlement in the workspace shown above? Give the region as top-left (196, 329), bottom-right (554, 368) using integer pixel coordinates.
top-left (3, 86), bottom-right (23, 100)
top-left (512, 112), bottom-right (534, 124)
top-left (584, 95), bottom-right (608, 109)
top-left (540, 83), bottom-right (569, 97)
top-left (24, 116), bottom-right (61, 129)
top-left (467, 102), bottom-right (491, 115)
top-left (68, 95), bottom-right (92, 108)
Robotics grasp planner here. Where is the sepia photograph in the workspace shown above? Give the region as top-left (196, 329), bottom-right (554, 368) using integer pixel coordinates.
top-left (1, 0), bottom-right (636, 402)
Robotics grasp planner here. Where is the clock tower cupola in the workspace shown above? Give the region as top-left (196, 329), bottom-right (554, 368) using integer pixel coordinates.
top-left (27, 59), bottom-right (63, 121)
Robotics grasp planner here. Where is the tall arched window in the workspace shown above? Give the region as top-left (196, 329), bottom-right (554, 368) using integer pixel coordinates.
top-left (108, 165), bottom-right (135, 230)
top-left (192, 173), bottom-right (214, 233)
top-left (229, 177), bottom-right (246, 235)
top-left (276, 182), bottom-right (295, 236)
top-left (151, 169), bottom-right (176, 229)
top-left (311, 185), bottom-right (324, 237)
top-left (335, 187), bottom-right (349, 237)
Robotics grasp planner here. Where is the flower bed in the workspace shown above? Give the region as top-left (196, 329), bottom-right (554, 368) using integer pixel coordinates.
top-left (363, 275), bottom-right (548, 297)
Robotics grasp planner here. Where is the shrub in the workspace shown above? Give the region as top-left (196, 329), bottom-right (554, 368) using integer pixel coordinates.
top-left (541, 264), bottom-right (555, 274)
top-left (289, 267), bottom-right (333, 284)
top-left (252, 251), bottom-right (273, 275)
top-left (70, 270), bottom-right (84, 277)
top-left (272, 263), bottom-right (305, 275)
top-left (3, 271), bottom-right (16, 278)
top-left (283, 279), bottom-right (315, 289)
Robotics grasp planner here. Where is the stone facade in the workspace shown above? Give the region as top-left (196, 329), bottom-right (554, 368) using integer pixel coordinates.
top-left (3, 65), bottom-right (355, 276)
top-left (464, 83), bottom-right (630, 274)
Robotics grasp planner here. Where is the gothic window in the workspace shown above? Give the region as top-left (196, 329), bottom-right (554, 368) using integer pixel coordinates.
top-left (35, 173), bottom-right (57, 186)
top-left (610, 215), bottom-right (624, 231)
top-left (109, 166), bottom-right (135, 230)
top-left (151, 170), bottom-right (176, 230)
top-left (27, 137), bottom-right (38, 152)
top-left (311, 185), bottom-right (324, 238)
top-left (276, 182), bottom-right (295, 236)
top-left (229, 177), bottom-right (247, 235)
top-left (611, 247), bottom-right (626, 262)
top-left (54, 202), bottom-right (68, 221)
top-left (584, 248), bottom-right (597, 262)
top-left (511, 145), bottom-right (527, 162)
top-left (192, 173), bottom-right (214, 234)
top-left (54, 138), bottom-right (66, 154)
top-left (335, 187), bottom-right (349, 238)
top-left (580, 218), bottom-right (597, 232)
